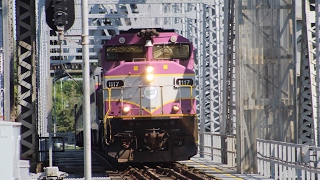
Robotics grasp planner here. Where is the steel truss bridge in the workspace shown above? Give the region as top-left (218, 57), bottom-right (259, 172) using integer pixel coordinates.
top-left (1, 0), bottom-right (319, 176)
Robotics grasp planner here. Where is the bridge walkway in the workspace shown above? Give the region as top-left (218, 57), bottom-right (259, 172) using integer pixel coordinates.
top-left (180, 157), bottom-right (273, 180)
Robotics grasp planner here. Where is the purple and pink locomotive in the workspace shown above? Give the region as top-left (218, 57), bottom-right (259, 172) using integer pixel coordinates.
top-left (75, 29), bottom-right (198, 163)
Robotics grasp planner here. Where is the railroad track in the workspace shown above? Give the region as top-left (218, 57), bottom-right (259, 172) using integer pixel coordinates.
top-left (53, 149), bottom-right (220, 179)
top-left (106, 162), bottom-right (219, 180)
top-left (92, 147), bottom-right (220, 180)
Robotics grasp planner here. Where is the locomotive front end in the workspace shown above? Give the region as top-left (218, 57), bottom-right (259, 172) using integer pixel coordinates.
top-left (99, 29), bottom-right (198, 163)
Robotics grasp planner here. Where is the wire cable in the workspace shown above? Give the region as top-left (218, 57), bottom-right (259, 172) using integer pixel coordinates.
top-left (58, 38), bottom-right (83, 94)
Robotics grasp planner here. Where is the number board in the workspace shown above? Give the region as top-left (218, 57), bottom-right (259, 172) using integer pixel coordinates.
top-left (175, 78), bottom-right (193, 86)
top-left (106, 80), bottom-right (124, 88)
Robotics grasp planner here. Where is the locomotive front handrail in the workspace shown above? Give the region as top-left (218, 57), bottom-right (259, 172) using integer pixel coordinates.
top-left (102, 87), bottom-right (112, 144)
top-left (102, 84), bottom-right (196, 118)
top-left (160, 86), bottom-right (163, 114)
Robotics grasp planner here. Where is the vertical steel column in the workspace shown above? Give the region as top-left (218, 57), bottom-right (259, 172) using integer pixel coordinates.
top-left (188, 1), bottom-right (224, 160)
top-left (36, 0), bottom-right (50, 163)
top-left (36, 0), bottom-right (49, 139)
top-left (236, 0), bottom-right (295, 173)
top-left (294, 0), bottom-right (303, 145)
top-left (197, 3), bottom-right (205, 157)
top-left (202, 2), bottom-right (222, 134)
top-left (317, 0), bottom-right (320, 148)
top-left (235, 1), bottom-right (244, 173)
top-left (3, 0), bottom-right (14, 122)
top-left (223, 0), bottom-right (236, 135)
top-left (0, 0), bottom-right (4, 122)
top-left (16, 0), bottom-right (37, 166)
top-left (82, 0), bottom-right (92, 179)
top-left (222, 0), bottom-right (235, 164)
top-left (299, 0), bottom-right (317, 146)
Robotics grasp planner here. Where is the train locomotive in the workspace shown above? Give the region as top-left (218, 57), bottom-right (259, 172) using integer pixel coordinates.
top-left (75, 29), bottom-right (198, 163)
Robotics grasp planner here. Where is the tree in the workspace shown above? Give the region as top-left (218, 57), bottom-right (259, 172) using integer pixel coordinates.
top-left (56, 108), bottom-right (74, 132)
top-left (53, 80), bottom-right (82, 132)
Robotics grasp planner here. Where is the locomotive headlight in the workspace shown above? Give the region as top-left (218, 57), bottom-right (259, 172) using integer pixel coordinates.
top-left (145, 66), bottom-right (154, 82)
top-left (146, 74), bottom-right (154, 82)
top-left (122, 105), bottom-right (131, 114)
top-left (172, 105), bottom-right (180, 112)
top-left (146, 66), bottom-right (154, 73)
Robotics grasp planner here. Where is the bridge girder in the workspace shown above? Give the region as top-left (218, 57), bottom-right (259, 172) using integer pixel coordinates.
top-left (16, 0), bottom-right (37, 165)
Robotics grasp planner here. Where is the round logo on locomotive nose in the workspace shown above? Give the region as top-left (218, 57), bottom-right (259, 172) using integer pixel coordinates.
top-left (144, 86), bottom-right (157, 100)
top-left (119, 37), bottom-right (125, 44)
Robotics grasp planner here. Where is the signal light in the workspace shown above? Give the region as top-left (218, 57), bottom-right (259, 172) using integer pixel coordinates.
top-left (53, 0), bottom-right (68, 28)
top-left (45, 0), bottom-right (75, 31)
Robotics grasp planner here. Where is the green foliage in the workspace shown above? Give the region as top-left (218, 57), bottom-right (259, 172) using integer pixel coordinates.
top-left (53, 80), bottom-right (82, 133)
top-left (56, 108), bottom-right (74, 132)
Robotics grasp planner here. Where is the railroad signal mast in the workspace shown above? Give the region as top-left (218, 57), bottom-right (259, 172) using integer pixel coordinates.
top-left (44, 0), bottom-right (76, 170)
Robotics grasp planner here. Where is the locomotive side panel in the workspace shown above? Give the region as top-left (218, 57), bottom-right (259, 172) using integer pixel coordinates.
top-left (75, 67), bottom-right (101, 147)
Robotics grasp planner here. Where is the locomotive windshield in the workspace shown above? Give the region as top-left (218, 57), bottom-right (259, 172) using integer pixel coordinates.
top-left (153, 43), bottom-right (190, 59)
top-left (105, 45), bottom-right (144, 61)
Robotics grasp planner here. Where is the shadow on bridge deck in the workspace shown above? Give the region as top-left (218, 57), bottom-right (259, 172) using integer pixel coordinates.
top-left (179, 157), bottom-right (273, 180)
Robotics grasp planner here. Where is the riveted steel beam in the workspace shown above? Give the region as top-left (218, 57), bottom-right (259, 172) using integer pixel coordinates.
top-left (298, 0), bottom-right (317, 146)
top-left (16, 0), bottom-right (37, 164)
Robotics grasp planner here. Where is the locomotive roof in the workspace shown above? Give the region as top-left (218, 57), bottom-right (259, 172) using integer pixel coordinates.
top-left (105, 30), bottom-right (190, 45)
top-left (119, 28), bottom-right (175, 34)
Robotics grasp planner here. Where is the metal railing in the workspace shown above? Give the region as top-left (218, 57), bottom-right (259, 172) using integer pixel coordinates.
top-left (102, 84), bottom-right (196, 142)
top-left (191, 133), bottom-right (320, 179)
top-left (197, 132), bottom-right (236, 167)
top-left (104, 84), bottom-right (195, 117)
top-left (257, 139), bottom-right (320, 179)
top-left (39, 132), bottom-right (76, 153)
